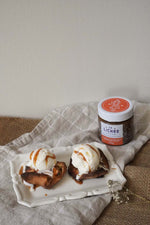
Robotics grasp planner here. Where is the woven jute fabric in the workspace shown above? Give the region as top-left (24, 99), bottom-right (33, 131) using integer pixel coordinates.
top-left (0, 117), bottom-right (40, 145)
top-left (125, 166), bottom-right (150, 201)
top-left (95, 141), bottom-right (150, 225)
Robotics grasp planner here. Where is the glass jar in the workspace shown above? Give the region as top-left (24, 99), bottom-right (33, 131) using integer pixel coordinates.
top-left (98, 97), bottom-right (134, 146)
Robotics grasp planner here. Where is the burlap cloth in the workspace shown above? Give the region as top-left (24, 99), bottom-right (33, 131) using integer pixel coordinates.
top-left (94, 141), bottom-right (150, 225)
top-left (0, 101), bottom-right (150, 225)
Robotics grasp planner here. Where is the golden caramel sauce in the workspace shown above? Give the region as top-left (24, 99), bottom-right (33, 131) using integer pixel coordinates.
top-left (33, 148), bottom-right (42, 166)
top-left (74, 151), bottom-right (86, 161)
top-left (74, 150), bottom-right (91, 172)
top-left (45, 154), bottom-right (56, 165)
top-left (28, 185), bottom-right (37, 191)
top-left (19, 166), bottom-right (23, 175)
top-left (86, 144), bottom-right (99, 157)
top-left (30, 151), bottom-right (34, 160)
top-left (75, 179), bottom-right (83, 184)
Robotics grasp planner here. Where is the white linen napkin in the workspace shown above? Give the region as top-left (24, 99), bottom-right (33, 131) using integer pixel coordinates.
top-left (0, 100), bottom-right (150, 225)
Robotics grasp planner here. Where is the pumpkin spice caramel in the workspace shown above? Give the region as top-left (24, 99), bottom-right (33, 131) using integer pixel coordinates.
top-left (98, 97), bottom-right (134, 146)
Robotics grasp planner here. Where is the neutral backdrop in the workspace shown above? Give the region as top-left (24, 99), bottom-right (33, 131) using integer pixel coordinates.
top-left (0, 0), bottom-right (150, 118)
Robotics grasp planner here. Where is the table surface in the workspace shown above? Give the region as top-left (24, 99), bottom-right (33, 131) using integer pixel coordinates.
top-left (1, 116), bottom-right (150, 225)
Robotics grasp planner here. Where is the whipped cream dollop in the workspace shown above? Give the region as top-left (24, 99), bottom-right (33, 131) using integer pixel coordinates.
top-left (71, 144), bottom-right (101, 180)
top-left (28, 148), bottom-right (56, 171)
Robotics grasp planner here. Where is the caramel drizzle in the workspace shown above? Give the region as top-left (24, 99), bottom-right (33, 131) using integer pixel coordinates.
top-left (19, 166), bottom-right (23, 175)
top-left (33, 148), bottom-right (42, 166)
top-left (30, 151), bottom-right (34, 160)
top-left (45, 154), bottom-right (56, 165)
top-left (74, 150), bottom-right (91, 172)
top-left (32, 148), bottom-right (56, 167)
top-left (86, 144), bottom-right (99, 157)
top-left (75, 179), bottom-right (83, 185)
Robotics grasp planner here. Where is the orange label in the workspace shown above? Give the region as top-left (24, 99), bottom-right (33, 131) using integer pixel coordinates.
top-left (101, 135), bottom-right (123, 145)
top-left (102, 98), bottom-right (129, 112)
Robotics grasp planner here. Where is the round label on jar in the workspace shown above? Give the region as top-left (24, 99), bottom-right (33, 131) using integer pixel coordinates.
top-left (102, 98), bottom-right (130, 113)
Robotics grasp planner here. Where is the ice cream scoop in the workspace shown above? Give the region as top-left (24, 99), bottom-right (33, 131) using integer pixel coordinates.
top-left (71, 144), bottom-right (101, 180)
top-left (19, 148), bottom-right (67, 191)
top-left (29, 148), bottom-right (56, 171)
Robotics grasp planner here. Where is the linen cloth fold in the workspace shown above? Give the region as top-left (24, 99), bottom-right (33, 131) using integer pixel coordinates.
top-left (0, 100), bottom-right (150, 225)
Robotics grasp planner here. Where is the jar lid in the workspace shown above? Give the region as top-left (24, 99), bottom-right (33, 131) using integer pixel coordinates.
top-left (98, 96), bottom-right (133, 122)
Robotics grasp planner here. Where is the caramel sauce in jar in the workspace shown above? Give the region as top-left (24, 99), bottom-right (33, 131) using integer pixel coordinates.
top-left (98, 97), bottom-right (134, 146)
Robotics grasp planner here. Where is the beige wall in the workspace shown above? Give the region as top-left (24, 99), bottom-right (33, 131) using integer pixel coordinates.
top-left (0, 0), bottom-right (150, 117)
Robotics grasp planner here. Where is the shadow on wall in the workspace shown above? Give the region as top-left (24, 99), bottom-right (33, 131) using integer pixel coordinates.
top-left (107, 87), bottom-right (150, 103)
